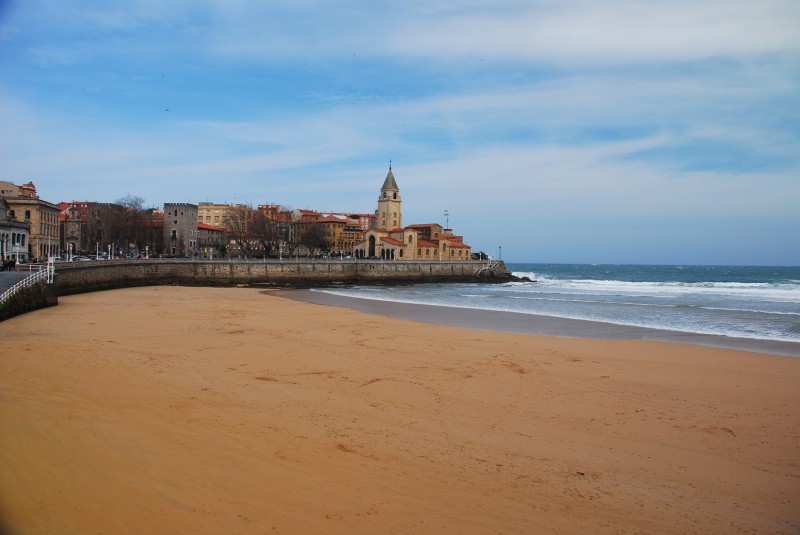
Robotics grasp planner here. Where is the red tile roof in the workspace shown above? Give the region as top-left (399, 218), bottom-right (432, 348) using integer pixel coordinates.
top-left (198, 223), bottom-right (225, 231)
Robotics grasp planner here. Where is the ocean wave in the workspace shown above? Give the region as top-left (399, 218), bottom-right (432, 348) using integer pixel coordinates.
top-left (509, 274), bottom-right (800, 302)
top-left (316, 287), bottom-right (800, 344)
top-left (501, 295), bottom-right (800, 315)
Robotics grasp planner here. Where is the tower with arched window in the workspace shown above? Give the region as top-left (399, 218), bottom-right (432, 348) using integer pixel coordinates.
top-left (376, 165), bottom-right (402, 230)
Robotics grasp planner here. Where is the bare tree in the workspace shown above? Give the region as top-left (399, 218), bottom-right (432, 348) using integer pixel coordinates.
top-left (252, 208), bottom-right (282, 257)
top-left (226, 205), bottom-right (257, 258)
top-left (300, 222), bottom-right (329, 257)
top-left (115, 194), bottom-right (147, 254)
top-left (87, 202), bottom-right (124, 254)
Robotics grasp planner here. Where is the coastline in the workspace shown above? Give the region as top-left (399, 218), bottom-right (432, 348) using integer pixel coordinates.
top-left (280, 288), bottom-right (800, 357)
top-left (1, 286), bottom-right (798, 534)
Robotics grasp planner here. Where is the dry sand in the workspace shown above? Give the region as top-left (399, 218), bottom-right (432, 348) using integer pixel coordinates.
top-left (1, 286), bottom-right (798, 534)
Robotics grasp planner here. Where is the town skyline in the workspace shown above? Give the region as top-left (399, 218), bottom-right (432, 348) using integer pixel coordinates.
top-left (2, 1), bottom-right (798, 265)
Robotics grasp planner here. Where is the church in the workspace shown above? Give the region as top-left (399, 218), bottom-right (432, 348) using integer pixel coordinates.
top-left (353, 166), bottom-right (472, 261)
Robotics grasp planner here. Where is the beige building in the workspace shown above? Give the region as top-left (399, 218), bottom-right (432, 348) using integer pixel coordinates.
top-left (376, 167), bottom-right (402, 230)
top-left (0, 181), bottom-right (60, 260)
top-left (354, 168), bottom-right (472, 261)
top-left (197, 202), bottom-right (233, 227)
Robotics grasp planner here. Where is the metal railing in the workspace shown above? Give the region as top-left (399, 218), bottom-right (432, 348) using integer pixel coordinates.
top-left (0, 261), bottom-right (55, 306)
top-left (474, 259), bottom-right (502, 275)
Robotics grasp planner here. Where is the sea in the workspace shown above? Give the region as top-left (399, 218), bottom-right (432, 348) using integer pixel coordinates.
top-left (314, 263), bottom-right (800, 347)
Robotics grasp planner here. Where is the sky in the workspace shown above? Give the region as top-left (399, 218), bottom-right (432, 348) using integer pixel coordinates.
top-left (1, 1), bottom-right (799, 265)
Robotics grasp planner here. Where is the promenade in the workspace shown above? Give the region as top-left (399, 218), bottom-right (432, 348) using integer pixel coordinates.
top-left (0, 271), bottom-right (29, 295)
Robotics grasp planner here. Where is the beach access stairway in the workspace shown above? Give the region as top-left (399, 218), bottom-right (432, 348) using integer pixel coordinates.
top-left (474, 260), bottom-right (504, 278)
top-left (0, 262), bottom-right (55, 305)
top-left (0, 261), bottom-right (58, 321)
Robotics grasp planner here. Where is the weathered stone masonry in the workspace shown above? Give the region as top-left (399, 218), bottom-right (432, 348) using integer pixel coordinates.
top-left (52, 259), bottom-right (512, 296)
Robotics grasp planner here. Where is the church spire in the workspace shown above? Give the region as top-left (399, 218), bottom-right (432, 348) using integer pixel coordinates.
top-left (382, 166), bottom-right (398, 192)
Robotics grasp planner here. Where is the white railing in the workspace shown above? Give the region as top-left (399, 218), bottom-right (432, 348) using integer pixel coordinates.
top-left (475, 259), bottom-right (500, 276)
top-left (0, 261), bottom-right (55, 306)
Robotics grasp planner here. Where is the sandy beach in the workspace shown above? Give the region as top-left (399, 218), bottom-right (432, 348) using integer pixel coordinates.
top-left (1, 286), bottom-right (798, 534)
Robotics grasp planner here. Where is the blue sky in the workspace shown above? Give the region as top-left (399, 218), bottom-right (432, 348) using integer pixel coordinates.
top-left (1, 1), bottom-right (798, 264)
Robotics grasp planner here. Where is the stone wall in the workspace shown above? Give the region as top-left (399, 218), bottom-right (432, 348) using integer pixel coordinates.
top-left (0, 281), bottom-right (58, 321)
top-left (52, 259), bottom-right (512, 296)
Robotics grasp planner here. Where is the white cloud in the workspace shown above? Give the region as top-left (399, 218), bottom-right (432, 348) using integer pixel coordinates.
top-left (2, 0), bottom-right (798, 263)
top-left (185, 0), bottom-right (800, 63)
top-left (389, 0), bottom-right (800, 63)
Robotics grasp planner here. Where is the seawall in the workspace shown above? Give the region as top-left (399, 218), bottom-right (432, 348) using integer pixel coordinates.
top-left (52, 259), bottom-right (512, 296)
top-left (0, 280), bottom-right (58, 321)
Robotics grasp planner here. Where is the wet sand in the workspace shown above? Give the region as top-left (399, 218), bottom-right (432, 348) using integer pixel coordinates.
top-left (282, 289), bottom-right (800, 357)
top-left (1, 286), bottom-right (799, 534)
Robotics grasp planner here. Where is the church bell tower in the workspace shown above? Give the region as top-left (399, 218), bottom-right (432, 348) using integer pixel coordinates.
top-left (377, 163), bottom-right (402, 230)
